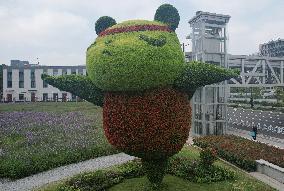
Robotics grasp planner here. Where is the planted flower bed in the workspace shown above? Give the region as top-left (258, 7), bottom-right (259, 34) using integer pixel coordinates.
top-left (0, 108), bottom-right (117, 179)
top-left (38, 146), bottom-right (274, 191)
top-left (193, 135), bottom-right (284, 172)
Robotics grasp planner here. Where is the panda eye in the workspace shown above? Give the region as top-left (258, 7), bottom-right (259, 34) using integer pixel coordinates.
top-left (138, 34), bottom-right (166, 47)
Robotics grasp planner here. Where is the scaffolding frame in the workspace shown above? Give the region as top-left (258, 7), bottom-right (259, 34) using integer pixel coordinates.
top-left (189, 11), bottom-right (230, 136)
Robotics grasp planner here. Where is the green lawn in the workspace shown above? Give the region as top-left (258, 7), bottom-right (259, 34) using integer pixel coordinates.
top-left (0, 102), bottom-right (118, 179)
top-left (37, 146), bottom-right (276, 191)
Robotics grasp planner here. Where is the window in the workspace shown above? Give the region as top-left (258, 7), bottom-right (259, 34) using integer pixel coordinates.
top-left (31, 71), bottom-right (35, 79)
top-left (78, 69), bottom-right (83, 75)
top-left (43, 68), bottom-right (48, 74)
top-left (62, 69), bottom-right (67, 75)
top-left (53, 69), bottom-right (58, 76)
top-left (19, 81), bottom-right (24, 88)
top-left (7, 81), bottom-right (12, 88)
top-left (7, 71), bottom-right (12, 79)
top-left (31, 81), bottom-right (36, 88)
top-left (43, 93), bottom-right (48, 101)
top-left (43, 80), bottom-right (48, 88)
top-left (53, 93), bottom-right (58, 101)
top-left (19, 94), bottom-right (24, 101)
top-left (72, 94), bottom-right (77, 101)
top-left (71, 68), bottom-right (76, 74)
top-left (19, 71), bottom-right (24, 79)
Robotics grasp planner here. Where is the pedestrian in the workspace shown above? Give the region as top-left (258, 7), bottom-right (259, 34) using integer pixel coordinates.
top-left (251, 125), bottom-right (257, 140)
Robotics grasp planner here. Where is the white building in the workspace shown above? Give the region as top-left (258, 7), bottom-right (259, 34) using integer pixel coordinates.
top-left (2, 60), bottom-right (86, 102)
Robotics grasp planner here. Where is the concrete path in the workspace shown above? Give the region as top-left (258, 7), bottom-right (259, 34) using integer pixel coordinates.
top-left (249, 172), bottom-right (284, 191)
top-left (0, 153), bottom-right (134, 191)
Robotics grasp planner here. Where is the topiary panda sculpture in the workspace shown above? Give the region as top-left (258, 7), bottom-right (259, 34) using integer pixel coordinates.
top-left (42, 4), bottom-right (239, 188)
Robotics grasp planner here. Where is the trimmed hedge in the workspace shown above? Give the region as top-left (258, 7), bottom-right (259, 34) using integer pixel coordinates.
top-left (103, 88), bottom-right (191, 160)
top-left (95, 16), bottom-right (116, 35)
top-left (86, 20), bottom-right (184, 92)
top-left (193, 135), bottom-right (284, 171)
top-left (154, 4), bottom-right (180, 31)
top-left (41, 74), bottom-right (104, 107)
top-left (174, 61), bottom-right (240, 93)
top-left (55, 155), bottom-right (235, 190)
top-left (99, 24), bottom-right (171, 37)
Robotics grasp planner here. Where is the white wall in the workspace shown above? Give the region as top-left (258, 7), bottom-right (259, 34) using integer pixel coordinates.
top-left (2, 66), bottom-right (86, 102)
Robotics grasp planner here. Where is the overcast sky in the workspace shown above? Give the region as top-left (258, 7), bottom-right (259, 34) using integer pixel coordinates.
top-left (0, 0), bottom-right (283, 66)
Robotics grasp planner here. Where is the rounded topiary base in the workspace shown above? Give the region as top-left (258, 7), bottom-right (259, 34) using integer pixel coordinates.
top-left (103, 88), bottom-right (191, 160)
top-left (142, 158), bottom-right (168, 188)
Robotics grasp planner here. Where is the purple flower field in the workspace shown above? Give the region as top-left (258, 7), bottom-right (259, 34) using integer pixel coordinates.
top-left (0, 103), bottom-right (117, 179)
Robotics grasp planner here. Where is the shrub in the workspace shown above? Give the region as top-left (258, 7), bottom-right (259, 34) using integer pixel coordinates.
top-left (174, 61), bottom-right (239, 93)
top-left (167, 155), bottom-right (235, 183)
top-left (55, 154), bottom-right (235, 190)
top-left (142, 158), bottom-right (168, 188)
top-left (154, 4), bottom-right (180, 31)
top-left (199, 148), bottom-right (217, 168)
top-left (87, 20), bottom-right (185, 92)
top-left (59, 160), bottom-right (144, 191)
top-left (41, 74), bottom-right (104, 106)
top-left (103, 88), bottom-right (191, 160)
top-left (95, 16), bottom-right (116, 35)
top-left (193, 135), bottom-right (284, 171)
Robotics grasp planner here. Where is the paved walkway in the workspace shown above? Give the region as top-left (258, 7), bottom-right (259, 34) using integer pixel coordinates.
top-left (1, 137), bottom-right (283, 191)
top-left (0, 153), bottom-right (134, 191)
top-left (249, 172), bottom-right (284, 191)
top-left (227, 127), bottom-right (284, 149)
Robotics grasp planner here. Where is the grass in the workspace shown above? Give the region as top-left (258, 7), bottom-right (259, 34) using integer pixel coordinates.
top-left (37, 145), bottom-right (276, 191)
top-left (0, 102), bottom-right (118, 179)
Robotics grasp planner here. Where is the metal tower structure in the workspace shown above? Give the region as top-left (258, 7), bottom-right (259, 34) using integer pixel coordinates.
top-left (188, 11), bottom-right (230, 136)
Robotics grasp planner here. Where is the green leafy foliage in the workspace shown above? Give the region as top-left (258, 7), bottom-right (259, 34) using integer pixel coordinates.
top-left (41, 74), bottom-right (104, 106)
top-left (54, 155), bottom-right (235, 191)
top-left (142, 159), bottom-right (168, 188)
top-left (199, 148), bottom-right (217, 168)
top-left (154, 4), bottom-right (180, 31)
top-left (87, 23), bottom-right (184, 91)
top-left (193, 135), bottom-right (284, 171)
top-left (167, 155), bottom-right (235, 183)
top-left (174, 61), bottom-right (240, 94)
top-left (58, 159), bottom-right (143, 191)
top-left (95, 16), bottom-right (116, 35)
top-left (138, 34), bottom-right (167, 47)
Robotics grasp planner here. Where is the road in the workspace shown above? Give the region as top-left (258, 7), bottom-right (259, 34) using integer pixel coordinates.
top-left (227, 107), bottom-right (284, 139)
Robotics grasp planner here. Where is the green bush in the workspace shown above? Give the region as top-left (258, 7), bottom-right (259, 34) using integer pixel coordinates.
top-left (60, 160), bottom-right (143, 191)
top-left (95, 16), bottom-right (116, 35)
top-left (199, 148), bottom-right (217, 168)
top-left (87, 20), bottom-right (184, 91)
top-left (193, 135), bottom-right (284, 171)
top-left (167, 156), bottom-right (235, 183)
top-left (142, 159), bottom-right (168, 188)
top-left (53, 155), bottom-right (235, 190)
top-left (154, 4), bottom-right (180, 31)
top-left (174, 62), bottom-right (239, 93)
top-left (41, 74), bottom-right (104, 107)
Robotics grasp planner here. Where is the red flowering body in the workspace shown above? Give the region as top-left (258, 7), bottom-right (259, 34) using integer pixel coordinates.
top-left (99, 24), bottom-right (172, 37)
top-left (103, 88), bottom-right (191, 160)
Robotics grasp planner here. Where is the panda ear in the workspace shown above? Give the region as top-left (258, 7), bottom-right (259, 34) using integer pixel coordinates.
top-left (154, 4), bottom-right (180, 31)
top-left (95, 16), bottom-right (117, 35)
